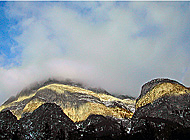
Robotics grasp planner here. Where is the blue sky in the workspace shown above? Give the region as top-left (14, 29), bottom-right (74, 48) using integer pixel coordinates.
top-left (0, 1), bottom-right (190, 104)
top-left (0, 2), bottom-right (21, 67)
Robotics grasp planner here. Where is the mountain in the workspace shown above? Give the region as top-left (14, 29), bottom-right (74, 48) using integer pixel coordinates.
top-left (0, 78), bottom-right (190, 139)
top-left (0, 79), bottom-right (135, 122)
top-left (131, 78), bottom-right (190, 139)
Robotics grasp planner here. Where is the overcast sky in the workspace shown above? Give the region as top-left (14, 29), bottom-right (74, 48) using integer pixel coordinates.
top-left (0, 2), bottom-right (190, 104)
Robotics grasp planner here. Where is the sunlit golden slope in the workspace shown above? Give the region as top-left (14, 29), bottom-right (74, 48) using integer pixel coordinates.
top-left (0, 83), bottom-right (135, 122)
top-left (136, 82), bottom-right (190, 109)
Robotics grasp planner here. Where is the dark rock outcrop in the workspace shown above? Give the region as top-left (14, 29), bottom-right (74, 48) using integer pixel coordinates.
top-left (131, 78), bottom-right (190, 139)
top-left (0, 110), bottom-right (20, 139)
top-left (0, 103), bottom-right (131, 140)
top-left (19, 103), bottom-right (76, 140)
top-left (70, 114), bottom-right (131, 139)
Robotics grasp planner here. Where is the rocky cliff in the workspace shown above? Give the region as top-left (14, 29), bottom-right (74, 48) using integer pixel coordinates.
top-left (0, 78), bottom-right (190, 139)
top-left (131, 78), bottom-right (190, 139)
top-left (0, 79), bottom-right (135, 122)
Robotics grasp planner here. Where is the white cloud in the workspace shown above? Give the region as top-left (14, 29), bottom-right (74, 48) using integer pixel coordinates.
top-left (0, 2), bottom-right (190, 104)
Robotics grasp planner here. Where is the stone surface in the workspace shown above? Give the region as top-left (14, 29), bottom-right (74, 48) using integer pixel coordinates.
top-left (1, 78), bottom-right (190, 139)
top-left (136, 78), bottom-right (184, 102)
top-left (0, 79), bottom-right (135, 121)
top-left (0, 110), bottom-right (20, 139)
top-left (0, 103), bottom-right (132, 140)
top-left (71, 114), bottom-right (130, 139)
top-left (131, 78), bottom-right (190, 139)
top-left (19, 103), bottom-right (76, 140)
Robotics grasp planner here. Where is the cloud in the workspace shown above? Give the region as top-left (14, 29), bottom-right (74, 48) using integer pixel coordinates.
top-left (0, 2), bottom-right (190, 104)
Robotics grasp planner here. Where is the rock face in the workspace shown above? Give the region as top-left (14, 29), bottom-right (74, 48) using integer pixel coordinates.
top-left (131, 78), bottom-right (190, 139)
top-left (0, 79), bottom-right (135, 122)
top-left (19, 103), bottom-right (76, 139)
top-left (0, 79), bottom-right (135, 139)
top-left (1, 78), bottom-right (190, 139)
top-left (71, 114), bottom-right (130, 139)
top-left (0, 102), bottom-right (132, 140)
top-left (0, 110), bottom-right (20, 139)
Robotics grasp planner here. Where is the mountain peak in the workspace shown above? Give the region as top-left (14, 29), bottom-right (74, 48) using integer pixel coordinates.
top-left (0, 79), bottom-right (135, 121)
top-left (136, 78), bottom-right (190, 109)
top-left (0, 78), bottom-right (190, 139)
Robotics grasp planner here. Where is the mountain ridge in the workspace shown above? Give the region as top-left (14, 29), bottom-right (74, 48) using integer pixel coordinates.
top-left (0, 78), bottom-right (135, 121)
top-left (1, 78), bottom-right (190, 139)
